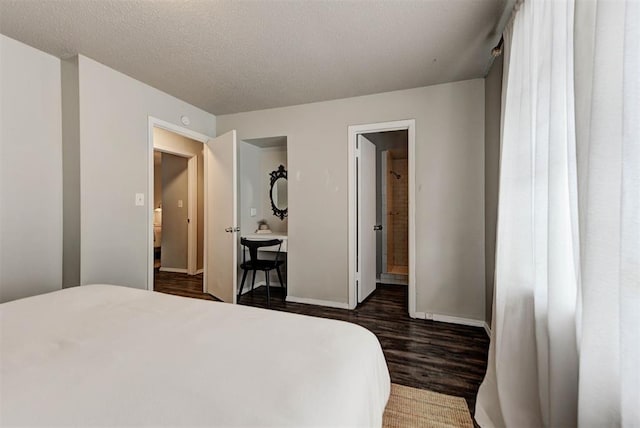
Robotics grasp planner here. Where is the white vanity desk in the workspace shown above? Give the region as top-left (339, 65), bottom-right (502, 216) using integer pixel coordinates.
top-left (241, 233), bottom-right (288, 252)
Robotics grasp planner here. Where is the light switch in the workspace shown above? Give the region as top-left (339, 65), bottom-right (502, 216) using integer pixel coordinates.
top-left (135, 193), bottom-right (145, 206)
top-left (178, 200), bottom-right (183, 208)
top-left (250, 208), bottom-right (256, 217)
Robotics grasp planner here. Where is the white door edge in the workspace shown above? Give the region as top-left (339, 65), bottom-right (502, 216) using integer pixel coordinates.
top-left (204, 130), bottom-right (238, 303)
top-left (357, 135), bottom-right (377, 303)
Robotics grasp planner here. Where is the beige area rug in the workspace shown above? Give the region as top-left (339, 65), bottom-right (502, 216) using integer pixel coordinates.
top-left (383, 383), bottom-right (474, 428)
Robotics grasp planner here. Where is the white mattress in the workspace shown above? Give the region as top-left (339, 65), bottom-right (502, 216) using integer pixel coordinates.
top-left (0, 285), bottom-right (390, 427)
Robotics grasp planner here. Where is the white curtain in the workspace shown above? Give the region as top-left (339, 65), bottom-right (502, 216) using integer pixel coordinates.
top-left (574, 0), bottom-right (640, 425)
top-left (477, 0), bottom-right (640, 426)
top-left (475, 0), bottom-right (580, 426)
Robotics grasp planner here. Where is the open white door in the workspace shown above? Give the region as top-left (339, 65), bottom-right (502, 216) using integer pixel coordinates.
top-left (204, 130), bottom-right (238, 303)
top-left (357, 135), bottom-right (377, 303)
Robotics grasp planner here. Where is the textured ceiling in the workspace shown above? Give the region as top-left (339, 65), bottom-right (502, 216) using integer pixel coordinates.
top-left (0, 0), bottom-right (505, 115)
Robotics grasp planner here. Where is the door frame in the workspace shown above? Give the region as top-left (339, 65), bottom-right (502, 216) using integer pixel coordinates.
top-left (147, 117), bottom-right (212, 292)
top-left (347, 119), bottom-right (416, 316)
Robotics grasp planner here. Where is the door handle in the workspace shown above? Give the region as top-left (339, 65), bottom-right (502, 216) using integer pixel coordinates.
top-left (373, 225), bottom-right (383, 231)
top-left (233, 227), bottom-right (240, 232)
top-left (225, 227), bottom-right (233, 233)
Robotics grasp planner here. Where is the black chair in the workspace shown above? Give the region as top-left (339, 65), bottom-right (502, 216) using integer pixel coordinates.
top-left (238, 238), bottom-right (285, 307)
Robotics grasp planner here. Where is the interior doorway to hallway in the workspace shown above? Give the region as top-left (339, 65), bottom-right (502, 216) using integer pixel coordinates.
top-left (147, 117), bottom-right (239, 303)
top-left (151, 128), bottom-right (205, 293)
top-left (348, 119), bottom-right (416, 316)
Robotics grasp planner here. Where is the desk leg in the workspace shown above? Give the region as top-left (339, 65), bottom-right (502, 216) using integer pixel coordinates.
top-left (238, 269), bottom-right (248, 300)
top-left (276, 266), bottom-right (285, 300)
top-left (265, 272), bottom-right (271, 308)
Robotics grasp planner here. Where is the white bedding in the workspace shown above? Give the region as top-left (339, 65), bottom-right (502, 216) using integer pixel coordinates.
top-left (0, 285), bottom-right (390, 427)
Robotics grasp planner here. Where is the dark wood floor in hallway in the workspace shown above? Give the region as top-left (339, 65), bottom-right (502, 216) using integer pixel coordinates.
top-left (154, 270), bottom-right (490, 415)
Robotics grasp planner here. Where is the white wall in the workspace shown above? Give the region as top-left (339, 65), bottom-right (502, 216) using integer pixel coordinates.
top-left (0, 35), bottom-right (62, 302)
top-left (261, 147), bottom-right (288, 233)
top-left (62, 57), bottom-right (81, 288)
top-left (76, 55), bottom-right (216, 289)
top-left (484, 55), bottom-right (503, 324)
top-left (160, 153), bottom-right (189, 270)
top-left (239, 143), bottom-right (288, 234)
top-left (239, 142), bottom-right (264, 235)
top-left (217, 79), bottom-right (486, 321)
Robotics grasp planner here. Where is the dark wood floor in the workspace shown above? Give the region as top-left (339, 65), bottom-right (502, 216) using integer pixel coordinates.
top-left (154, 270), bottom-right (210, 299)
top-left (154, 271), bottom-right (489, 415)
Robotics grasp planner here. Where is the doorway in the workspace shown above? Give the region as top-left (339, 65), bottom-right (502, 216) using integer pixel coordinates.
top-left (147, 118), bottom-right (239, 303)
top-left (153, 146), bottom-right (204, 280)
top-left (348, 120), bottom-right (416, 316)
top-left (367, 131), bottom-right (409, 284)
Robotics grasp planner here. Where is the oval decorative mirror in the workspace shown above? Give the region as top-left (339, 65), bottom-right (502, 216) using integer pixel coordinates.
top-left (269, 165), bottom-right (288, 220)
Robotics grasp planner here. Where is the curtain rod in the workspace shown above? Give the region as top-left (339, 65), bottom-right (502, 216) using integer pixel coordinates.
top-left (492, 36), bottom-right (505, 57)
top-left (483, 0), bottom-right (520, 74)
top-left (492, 0), bottom-right (519, 47)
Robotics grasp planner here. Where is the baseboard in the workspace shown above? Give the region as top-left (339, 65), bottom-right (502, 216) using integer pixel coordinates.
top-left (483, 322), bottom-right (491, 337)
top-left (286, 295), bottom-right (350, 309)
top-left (376, 278), bottom-right (408, 286)
top-left (431, 313), bottom-right (486, 329)
top-left (412, 311), bottom-right (487, 330)
top-left (238, 281), bottom-right (285, 295)
top-left (238, 282), bottom-right (259, 295)
top-left (159, 267), bottom-right (188, 274)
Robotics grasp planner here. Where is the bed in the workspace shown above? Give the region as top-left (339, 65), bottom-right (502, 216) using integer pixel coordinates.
top-left (0, 285), bottom-right (390, 427)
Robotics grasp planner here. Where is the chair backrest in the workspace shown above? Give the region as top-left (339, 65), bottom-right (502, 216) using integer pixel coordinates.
top-left (241, 238), bottom-right (283, 265)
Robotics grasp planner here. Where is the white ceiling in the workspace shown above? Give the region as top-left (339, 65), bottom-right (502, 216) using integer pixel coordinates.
top-left (243, 136), bottom-right (287, 149)
top-left (365, 130), bottom-right (408, 156)
top-left (0, 0), bottom-right (506, 115)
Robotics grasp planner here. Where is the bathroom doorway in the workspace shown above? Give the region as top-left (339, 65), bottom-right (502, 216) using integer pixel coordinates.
top-left (374, 134), bottom-right (409, 284)
top-left (348, 120), bottom-right (416, 315)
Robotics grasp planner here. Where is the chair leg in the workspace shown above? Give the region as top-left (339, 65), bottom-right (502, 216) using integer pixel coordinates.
top-left (276, 266), bottom-right (285, 300)
top-left (251, 270), bottom-right (256, 293)
top-left (238, 269), bottom-right (248, 301)
top-left (265, 271), bottom-right (271, 308)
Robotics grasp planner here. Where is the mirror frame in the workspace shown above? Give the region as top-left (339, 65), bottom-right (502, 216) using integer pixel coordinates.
top-left (269, 164), bottom-right (288, 220)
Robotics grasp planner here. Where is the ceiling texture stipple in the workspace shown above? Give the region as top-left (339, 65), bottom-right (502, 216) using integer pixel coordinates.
top-left (0, 0), bottom-right (506, 115)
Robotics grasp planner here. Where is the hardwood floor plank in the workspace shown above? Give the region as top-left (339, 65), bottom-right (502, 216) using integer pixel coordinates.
top-left (153, 271), bottom-right (489, 415)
